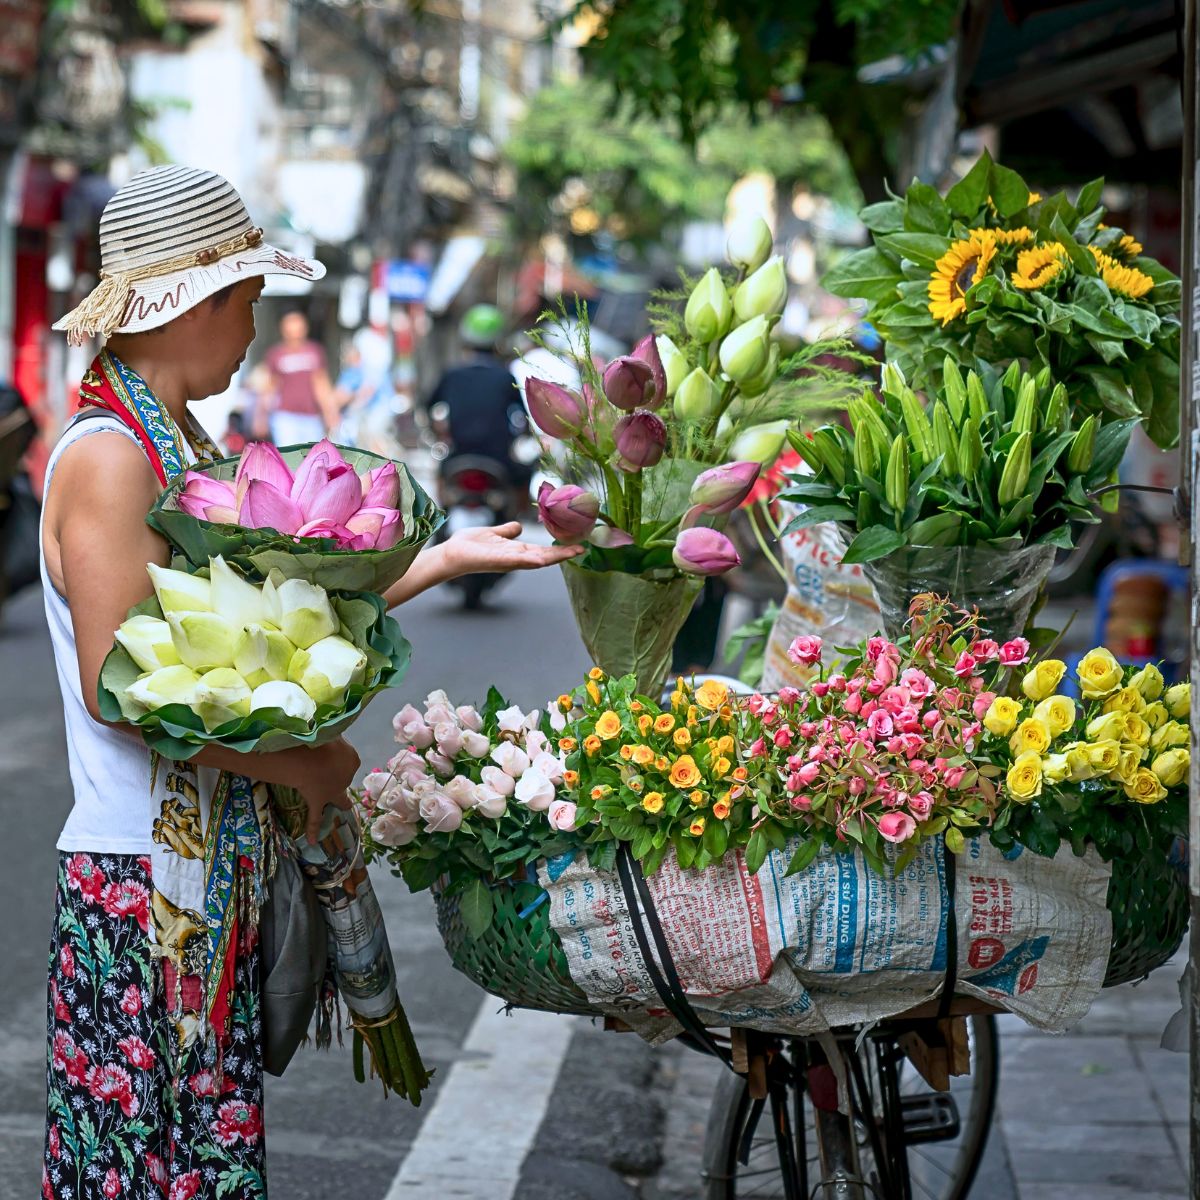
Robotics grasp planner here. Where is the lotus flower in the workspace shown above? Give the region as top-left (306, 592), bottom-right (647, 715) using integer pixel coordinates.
top-left (288, 634), bottom-right (368, 706)
top-left (345, 506), bottom-right (403, 551)
top-left (537, 483), bottom-right (599, 544)
top-left (361, 463), bottom-right (401, 509)
top-left (614, 410), bottom-right (666, 471)
top-left (177, 472), bottom-right (238, 524)
top-left (291, 456), bottom-right (362, 528)
top-left (115, 615), bottom-right (181, 672)
top-left (208, 555), bottom-right (272, 628)
top-left (689, 461), bottom-right (760, 514)
top-left (655, 336), bottom-right (689, 398)
top-left (194, 667), bottom-right (252, 730)
top-left (235, 442), bottom-right (294, 500)
top-left (146, 563), bottom-right (212, 614)
top-left (234, 624), bottom-right (297, 688)
top-left (124, 665), bottom-right (202, 712)
top-left (726, 216), bottom-right (772, 273)
top-left (239, 479), bottom-right (303, 535)
top-left (276, 578), bottom-right (338, 649)
top-left (525, 377), bottom-right (586, 438)
top-left (718, 315), bottom-right (771, 382)
top-left (602, 356), bottom-right (656, 412)
top-left (672, 527), bottom-right (740, 576)
top-left (166, 611), bottom-right (240, 671)
top-left (588, 525), bottom-right (635, 549)
top-left (729, 419), bottom-right (789, 466)
top-left (250, 680), bottom-right (317, 722)
top-left (685, 268), bottom-right (733, 342)
top-left (674, 368), bottom-right (723, 422)
top-left (295, 518), bottom-right (355, 543)
top-left (733, 256), bottom-right (788, 322)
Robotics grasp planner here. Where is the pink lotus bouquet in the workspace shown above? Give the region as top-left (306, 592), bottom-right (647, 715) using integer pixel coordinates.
top-left (148, 439), bottom-right (444, 594)
top-left (739, 602), bottom-right (1013, 875)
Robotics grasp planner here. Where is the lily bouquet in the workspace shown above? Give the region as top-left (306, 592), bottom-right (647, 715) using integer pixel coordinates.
top-left (149, 439), bottom-right (444, 594)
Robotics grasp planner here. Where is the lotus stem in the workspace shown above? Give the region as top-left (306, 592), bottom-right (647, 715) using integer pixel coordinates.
top-left (746, 503), bottom-right (787, 583)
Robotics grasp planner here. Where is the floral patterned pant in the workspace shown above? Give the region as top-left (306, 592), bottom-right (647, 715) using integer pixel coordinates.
top-left (43, 853), bottom-right (266, 1200)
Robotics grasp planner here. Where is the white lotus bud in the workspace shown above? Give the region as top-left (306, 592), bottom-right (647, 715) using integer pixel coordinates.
top-left (684, 268), bottom-right (733, 342)
top-left (655, 335), bottom-right (690, 398)
top-left (124, 665), bottom-right (202, 712)
top-left (276, 578), bottom-right (338, 649)
top-left (166, 611), bottom-right (240, 671)
top-left (729, 418), bottom-right (789, 467)
top-left (726, 216), bottom-right (773, 272)
top-left (732, 256), bottom-right (788, 322)
top-left (250, 680), bottom-right (317, 723)
top-left (234, 624), bottom-right (297, 688)
top-left (208, 555), bottom-right (272, 628)
top-left (288, 635), bottom-right (367, 707)
top-left (146, 563), bottom-right (212, 614)
top-left (718, 316), bottom-right (771, 383)
top-left (674, 368), bottom-right (724, 422)
top-left (195, 667), bottom-right (252, 730)
top-left (115, 615), bottom-right (181, 672)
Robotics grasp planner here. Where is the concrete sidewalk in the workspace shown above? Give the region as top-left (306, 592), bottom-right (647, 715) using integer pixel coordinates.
top-left (647, 951), bottom-right (1190, 1198)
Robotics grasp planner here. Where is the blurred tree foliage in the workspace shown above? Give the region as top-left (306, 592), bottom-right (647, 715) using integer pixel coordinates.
top-left (566, 0), bottom-right (961, 201)
top-left (506, 80), bottom-right (860, 244)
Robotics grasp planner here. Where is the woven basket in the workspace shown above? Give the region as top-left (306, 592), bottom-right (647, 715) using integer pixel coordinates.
top-left (435, 850), bottom-right (1189, 1016)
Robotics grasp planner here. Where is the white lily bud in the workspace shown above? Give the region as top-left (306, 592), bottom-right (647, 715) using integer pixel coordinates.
top-left (288, 634), bottom-right (367, 706)
top-left (726, 216), bottom-right (773, 272)
top-left (250, 680), bottom-right (317, 723)
top-left (115, 615), bottom-right (181, 673)
top-left (684, 268), bottom-right (733, 342)
top-left (674, 368), bottom-right (724, 422)
top-left (234, 624), bottom-right (297, 688)
top-left (729, 418), bottom-right (789, 467)
top-left (194, 667), bottom-right (252, 730)
top-left (733, 256), bottom-right (788, 322)
top-left (166, 611), bottom-right (240, 671)
top-left (146, 563), bottom-right (212, 614)
top-left (655, 336), bottom-right (690, 398)
top-left (718, 315), bottom-right (771, 383)
top-left (208, 555), bottom-right (273, 628)
top-left (124, 665), bottom-right (202, 712)
top-left (276, 578), bottom-right (338, 650)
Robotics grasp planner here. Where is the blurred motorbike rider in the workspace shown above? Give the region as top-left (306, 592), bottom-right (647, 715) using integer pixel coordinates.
top-left (426, 304), bottom-right (531, 498)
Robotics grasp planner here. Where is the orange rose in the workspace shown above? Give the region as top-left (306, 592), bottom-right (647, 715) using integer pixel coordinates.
top-left (590, 785), bottom-right (609, 800)
top-left (654, 713), bottom-right (676, 734)
top-left (654, 756), bottom-right (669, 771)
top-left (595, 710), bottom-right (622, 740)
top-left (557, 694), bottom-right (573, 711)
top-left (619, 744), bottom-right (634, 761)
top-left (559, 737), bottom-right (577, 752)
top-left (688, 790), bottom-right (708, 808)
top-left (637, 714), bottom-right (653, 736)
top-left (669, 755), bottom-right (702, 789)
top-left (588, 667), bottom-right (605, 681)
top-left (563, 770), bottom-right (579, 787)
top-left (630, 700), bottom-right (643, 712)
top-left (673, 728), bottom-right (692, 749)
top-left (732, 766), bottom-right (748, 782)
top-left (712, 800), bottom-right (731, 820)
top-left (642, 791), bottom-right (664, 814)
top-left (632, 745), bottom-right (655, 766)
top-left (688, 816), bottom-right (707, 837)
top-left (583, 735), bottom-right (602, 755)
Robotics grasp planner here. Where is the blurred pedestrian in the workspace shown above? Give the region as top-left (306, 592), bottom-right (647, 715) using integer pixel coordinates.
top-left (254, 311), bottom-right (335, 445)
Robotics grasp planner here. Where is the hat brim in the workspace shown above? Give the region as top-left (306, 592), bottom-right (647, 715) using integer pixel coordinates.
top-left (52, 242), bottom-right (327, 337)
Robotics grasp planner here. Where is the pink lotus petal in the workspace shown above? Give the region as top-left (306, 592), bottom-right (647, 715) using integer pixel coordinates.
top-left (346, 506), bottom-right (403, 551)
top-left (289, 439), bottom-right (349, 501)
top-left (292, 459), bottom-right (363, 527)
top-left (181, 471), bottom-right (237, 507)
top-left (234, 442), bottom-right (293, 502)
top-left (239, 479), bottom-right (304, 534)
top-left (295, 518), bottom-right (356, 546)
top-left (178, 491), bottom-right (239, 524)
top-left (361, 462), bottom-right (401, 509)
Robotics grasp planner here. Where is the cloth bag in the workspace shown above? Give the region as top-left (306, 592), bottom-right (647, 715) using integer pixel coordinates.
top-left (259, 846), bottom-right (327, 1077)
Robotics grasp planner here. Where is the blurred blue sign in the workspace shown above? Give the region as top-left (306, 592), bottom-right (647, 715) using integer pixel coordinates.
top-left (384, 260), bottom-right (430, 302)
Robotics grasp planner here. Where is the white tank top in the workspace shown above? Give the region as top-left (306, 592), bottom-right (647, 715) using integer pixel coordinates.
top-left (42, 414), bottom-right (219, 854)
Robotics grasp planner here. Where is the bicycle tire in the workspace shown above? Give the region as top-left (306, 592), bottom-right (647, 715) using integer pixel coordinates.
top-left (701, 1016), bottom-right (999, 1200)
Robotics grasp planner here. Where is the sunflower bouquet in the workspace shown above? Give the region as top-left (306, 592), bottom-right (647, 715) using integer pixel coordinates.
top-left (824, 150), bottom-right (1180, 448)
top-left (979, 651), bottom-right (1190, 864)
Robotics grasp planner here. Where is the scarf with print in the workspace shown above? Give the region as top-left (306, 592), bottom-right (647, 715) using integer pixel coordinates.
top-left (78, 349), bottom-right (273, 1058)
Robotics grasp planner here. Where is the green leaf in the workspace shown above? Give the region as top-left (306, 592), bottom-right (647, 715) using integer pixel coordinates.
top-left (945, 150), bottom-right (991, 216)
top-left (745, 829), bottom-right (768, 875)
top-left (781, 504), bottom-right (856, 534)
top-left (1075, 177), bottom-right (1104, 217)
top-left (989, 161), bottom-right (1032, 216)
top-left (784, 838), bottom-right (821, 876)
top-left (1140, 353), bottom-right (1181, 451)
top-left (1077, 367), bottom-right (1141, 419)
top-left (676, 836), bottom-right (697, 870)
top-left (903, 181), bottom-right (951, 234)
top-left (860, 200), bottom-right (905, 233)
top-left (945, 826), bottom-right (966, 855)
top-left (822, 247), bottom-right (904, 302)
top-left (840, 525), bottom-right (907, 564)
top-left (703, 819), bottom-right (729, 859)
top-left (1085, 417), bottom-right (1140, 483)
top-left (459, 877), bottom-right (494, 940)
top-left (877, 233), bottom-right (952, 269)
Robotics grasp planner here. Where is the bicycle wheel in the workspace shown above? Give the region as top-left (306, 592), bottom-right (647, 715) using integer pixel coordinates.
top-left (701, 1016), bottom-right (999, 1200)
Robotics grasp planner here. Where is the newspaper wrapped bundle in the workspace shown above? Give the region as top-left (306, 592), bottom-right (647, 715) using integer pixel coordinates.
top-left (273, 789), bottom-right (431, 1103)
top-left (148, 443), bottom-right (445, 595)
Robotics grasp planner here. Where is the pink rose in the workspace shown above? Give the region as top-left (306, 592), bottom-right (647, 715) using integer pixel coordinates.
top-left (866, 710), bottom-right (894, 739)
top-left (547, 800), bottom-right (578, 831)
top-left (425, 750), bottom-right (455, 777)
top-left (371, 812), bottom-right (418, 846)
top-left (796, 761), bottom-right (822, 787)
top-left (787, 635), bottom-right (823, 666)
top-left (909, 792), bottom-right (934, 820)
top-left (878, 812), bottom-right (916, 843)
top-left (843, 692), bottom-right (863, 715)
top-left (827, 673), bottom-right (848, 692)
top-left (777, 686), bottom-right (801, 707)
top-left (953, 652), bottom-right (977, 679)
top-left (748, 737), bottom-right (767, 758)
top-left (773, 726), bottom-right (794, 749)
top-left (999, 638), bottom-right (1030, 666)
top-left (972, 691), bottom-right (997, 719)
top-left (973, 638), bottom-right (1000, 660)
top-left (900, 668), bottom-right (934, 699)
top-left (474, 788), bottom-right (508, 818)
top-left (456, 705), bottom-right (484, 731)
top-left (461, 731), bottom-right (491, 758)
top-left (418, 789), bottom-right (463, 833)
top-left (848, 775), bottom-right (866, 796)
top-left (434, 722), bottom-right (465, 757)
top-left (392, 704), bottom-right (434, 749)
top-left (790, 794), bottom-right (813, 810)
top-left (810, 681), bottom-right (830, 698)
top-left (442, 775), bottom-right (481, 810)
top-left (943, 765), bottom-right (968, 788)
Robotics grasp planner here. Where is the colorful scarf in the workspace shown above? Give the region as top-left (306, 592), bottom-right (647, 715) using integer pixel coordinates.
top-left (78, 350), bottom-right (273, 1053)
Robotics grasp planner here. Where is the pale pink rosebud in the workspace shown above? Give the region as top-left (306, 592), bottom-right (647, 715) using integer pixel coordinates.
top-left (418, 789), bottom-right (462, 832)
top-left (787, 635), bottom-right (823, 666)
top-left (972, 691), bottom-right (997, 719)
top-left (909, 792), bottom-right (934, 820)
top-left (526, 377), bottom-right (586, 438)
top-left (671, 527), bottom-right (740, 576)
top-left (954, 652), bottom-right (978, 679)
top-left (537, 483), bottom-right (600, 544)
top-left (547, 800), bottom-right (579, 831)
top-left (810, 681), bottom-right (830, 698)
top-left (614, 410), bottom-right (667, 471)
top-left (777, 686), bottom-right (801, 707)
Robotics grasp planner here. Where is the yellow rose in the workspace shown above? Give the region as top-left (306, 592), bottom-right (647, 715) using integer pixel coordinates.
top-left (1101, 686), bottom-right (1145, 715)
top-left (1128, 663), bottom-right (1164, 701)
top-left (563, 769), bottom-right (579, 787)
top-left (1150, 721), bottom-right (1190, 753)
top-left (688, 789), bottom-right (707, 808)
top-left (1077, 648), bottom-right (1123, 699)
top-left (586, 681), bottom-right (602, 705)
top-left (1085, 711), bottom-right (1126, 744)
top-left (1006, 751), bottom-right (1043, 801)
top-left (669, 755), bottom-right (702, 789)
top-left (655, 756), bottom-right (669, 771)
top-left (559, 736), bottom-right (578, 752)
top-left (628, 776), bottom-right (644, 793)
top-left (1143, 702), bottom-right (1169, 730)
top-left (688, 816), bottom-right (707, 837)
top-left (642, 791), bottom-right (664, 814)
top-left (1151, 748), bottom-right (1190, 788)
top-left (687, 704), bottom-right (700, 724)
top-left (1086, 739), bottom-right (1121, 773)
top-left (619, 744), bottom-right (634, 761)
top-left (713, 756), bottom-right (732, 778)
top-left (632, 745), bottom-right (655, 766)
top-left (583, 735), bottom-right (602, 755)
top-left (1062, 744), bottom-right (1096, 781)
top-left (1021, 659), bottom-right (1067, 701)
top-left (1009, 717), bottom-right (1051, 757)
top-left (670, 690), bottom-right (686, 710)
top-left (1115, 747), bottom-right (1141, 785)
top-left (637, 714), bottom-right (653, 736)
top-left (695, 679), bottom-right (729, 711)
top-left (984, 696), bottom-right (1022, 736)
top-left (588, 667), bottom-right (606, 681)
top-left (673, 728), bottom-right (692, 749)
top-left (1124, 768), bottom-right (1167, 805)
top-left (1164, 683), bottom-right (1190, 719)
top-left (717, 735), bottom-right (736, 755)
top-left (1042, 753), bottom-right (1070, 783)
top-left (1122, 713), bottom-right (1151, 747)
top-left (654, 713), bottom-right (676, 734)
top-left (557, 693), bottom-right (573, 711)
top-left (595, 710), bottom-right (622, 740)
top-left (1032, 695), bottom-right (1076, 737)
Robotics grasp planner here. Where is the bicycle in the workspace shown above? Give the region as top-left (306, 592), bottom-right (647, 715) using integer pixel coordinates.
top-left (693, 1008), bottom-right (998, 1200)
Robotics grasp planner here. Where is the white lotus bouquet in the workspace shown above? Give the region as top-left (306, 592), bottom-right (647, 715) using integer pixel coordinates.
top-left (99, 555), bottom-right (410, 758)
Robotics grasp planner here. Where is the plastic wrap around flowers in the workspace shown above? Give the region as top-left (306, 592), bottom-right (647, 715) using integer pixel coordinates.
top-left (148, 440), bottom-right (444, 594)
top-left (99, 555), bottom-right (410, 760)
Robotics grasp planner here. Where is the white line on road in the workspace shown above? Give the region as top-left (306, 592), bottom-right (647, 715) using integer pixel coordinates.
top-left (384, 1000), bottom-right (578, 1200)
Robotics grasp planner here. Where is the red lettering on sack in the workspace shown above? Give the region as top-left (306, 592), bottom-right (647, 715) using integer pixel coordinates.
top-left (967, 937), bottom-right (1005, 969)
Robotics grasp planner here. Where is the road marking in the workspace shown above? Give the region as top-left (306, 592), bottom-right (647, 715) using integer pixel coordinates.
top-left (384, 1000), bottom-right (577, 1199)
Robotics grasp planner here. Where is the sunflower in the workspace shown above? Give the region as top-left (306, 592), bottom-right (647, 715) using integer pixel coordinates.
top-left (1115, 233), bottom-right (1143, 260)
top-left (928, 231), bottom-right (997, 325)
top-left (1027, 191), bottom-right (1042, 205)
top-left (1011, 242), bottom-right (1069, 290)
top-left (973, 225), bottom-right (1034, 247)
top-left (1089, 245), bottom-right (1154, 300)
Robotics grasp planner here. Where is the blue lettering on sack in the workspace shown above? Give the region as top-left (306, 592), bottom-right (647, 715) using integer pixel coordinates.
top-left (971, 937), bottom-right (1049, 995)
top-left (545, 851), bottom-right (577, 881)
top-left (834, 855), bottom-right (858, 973)
top-left (1000, 844), bottom-right (1025, 862)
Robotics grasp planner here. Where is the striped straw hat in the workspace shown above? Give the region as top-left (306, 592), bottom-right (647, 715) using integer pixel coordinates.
top-left (54, 165), bottom-right (326, 346)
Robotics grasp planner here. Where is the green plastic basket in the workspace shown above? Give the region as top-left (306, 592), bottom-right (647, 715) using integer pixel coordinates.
top-left (435, 850), bottom-right (1189, 1015)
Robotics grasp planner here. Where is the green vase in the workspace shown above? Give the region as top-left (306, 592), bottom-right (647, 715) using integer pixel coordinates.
top-left (561, 561), bottom-right (702, 697)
